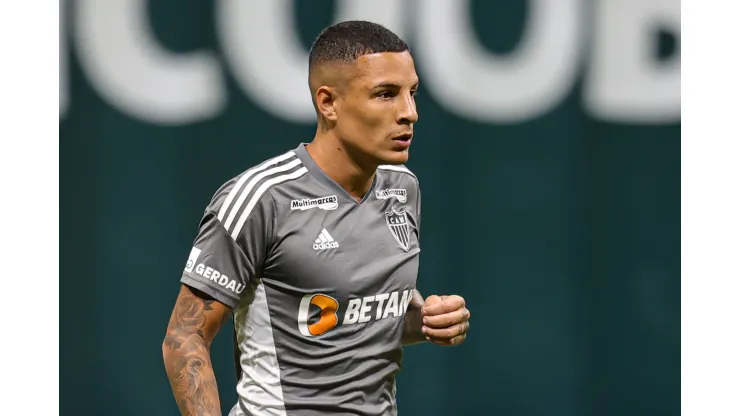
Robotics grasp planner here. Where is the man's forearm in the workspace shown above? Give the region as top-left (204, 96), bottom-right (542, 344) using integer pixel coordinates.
top-left (402, 289), bottom-right (427, 345)
top-left (164, 330), bottom-right (222, 415)
top-left (163, 286), bottom-right (226, 416)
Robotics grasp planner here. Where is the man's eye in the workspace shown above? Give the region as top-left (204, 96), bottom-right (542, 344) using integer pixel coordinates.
top-left (377, 91), bottom-right (392, 98)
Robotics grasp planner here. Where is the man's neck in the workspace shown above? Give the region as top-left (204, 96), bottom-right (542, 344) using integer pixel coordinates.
top-left (305, 131), bottom-right (376, 202)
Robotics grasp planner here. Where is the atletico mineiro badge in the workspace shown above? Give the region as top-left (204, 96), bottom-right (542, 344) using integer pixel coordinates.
top-left (385, 208), bottom-right (410, 252)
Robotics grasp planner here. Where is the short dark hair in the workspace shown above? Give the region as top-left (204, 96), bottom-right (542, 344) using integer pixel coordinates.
top-left (308, 21), bottom-right (409, 69)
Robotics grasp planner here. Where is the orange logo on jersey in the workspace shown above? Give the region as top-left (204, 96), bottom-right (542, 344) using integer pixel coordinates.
top-left (297, 290), bottom-right (413, 337)
top-left (297, 294), bottom-right (339, 337)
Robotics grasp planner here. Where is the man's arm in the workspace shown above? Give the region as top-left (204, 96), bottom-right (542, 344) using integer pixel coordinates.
top-left (402, 289), bottom-right (427, 345)
top-left (163, 284), bottom-right (231, 416)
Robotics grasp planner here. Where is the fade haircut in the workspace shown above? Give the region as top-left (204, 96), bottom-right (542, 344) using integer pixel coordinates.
top-left (307, 21), bottom-right (410, 127)
top-left (308, 20), bottom-right (409, 75)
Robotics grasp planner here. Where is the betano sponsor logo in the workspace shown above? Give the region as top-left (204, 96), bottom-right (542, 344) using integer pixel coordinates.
top-left (297, 289), bottom-right (414, 337)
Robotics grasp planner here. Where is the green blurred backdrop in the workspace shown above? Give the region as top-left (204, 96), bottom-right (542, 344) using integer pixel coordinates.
top-left (60, 1), bottom-right (680, 415)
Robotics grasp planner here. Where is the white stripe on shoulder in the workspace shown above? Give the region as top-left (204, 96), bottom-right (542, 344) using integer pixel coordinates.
top-left (218, 151), bottom-right (296, 222)
top-left (224, 158), bottom-right (303, 232)
top-left (377, 164), bottom-right (415, 176)
top-left (231, 167), bottom-right (308, 240)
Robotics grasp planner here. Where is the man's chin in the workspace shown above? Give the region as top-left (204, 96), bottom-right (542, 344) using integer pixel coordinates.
top-left (377, 149), bottom-right (409, 166)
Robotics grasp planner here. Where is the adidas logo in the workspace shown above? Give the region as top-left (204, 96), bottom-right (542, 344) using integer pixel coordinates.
top-left (313, 228), bottom-right (339, 250)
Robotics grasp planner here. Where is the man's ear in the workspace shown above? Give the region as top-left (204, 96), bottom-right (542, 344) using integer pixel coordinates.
top-left (316, 86), bottom-right (339, 122)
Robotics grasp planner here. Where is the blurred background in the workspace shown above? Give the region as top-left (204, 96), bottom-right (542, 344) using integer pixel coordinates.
top-left (60, 1), bottom-right (680, 415)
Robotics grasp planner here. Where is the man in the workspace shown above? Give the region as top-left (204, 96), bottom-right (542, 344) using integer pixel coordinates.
top-left (163, 20), bottom-right (471, 416)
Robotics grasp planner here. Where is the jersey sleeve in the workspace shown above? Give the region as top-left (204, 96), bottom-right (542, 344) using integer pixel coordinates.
top-left (180, 190), bottom-right (274, 309)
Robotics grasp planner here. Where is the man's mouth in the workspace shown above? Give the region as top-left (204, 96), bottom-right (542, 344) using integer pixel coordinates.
top-left (391, 133), bottom-right (413, 149)
top-left (392, 133), bottom-right (413, 143)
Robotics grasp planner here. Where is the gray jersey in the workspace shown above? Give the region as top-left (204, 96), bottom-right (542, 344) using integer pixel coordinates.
top-left (180, 143), bottom-right (421, 416)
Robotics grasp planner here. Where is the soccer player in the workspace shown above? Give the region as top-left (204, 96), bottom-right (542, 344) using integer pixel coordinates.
top-left (163, 20), bottom-right (471, 416)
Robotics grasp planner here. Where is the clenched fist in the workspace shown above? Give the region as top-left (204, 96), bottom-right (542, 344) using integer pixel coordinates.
top-left (421, 295), bottom-right (470, 346)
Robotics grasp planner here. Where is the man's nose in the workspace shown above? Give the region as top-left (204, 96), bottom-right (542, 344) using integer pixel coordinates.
top-left (397, 94), bottom-right (418, 124)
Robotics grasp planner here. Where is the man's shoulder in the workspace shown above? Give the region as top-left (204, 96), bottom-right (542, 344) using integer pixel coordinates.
top-left (205, 149), bottom-right (308, 216)
top-left (377, 163), bottom-right (417, 178)
top-left (376, 164), bottom-right (419, 189)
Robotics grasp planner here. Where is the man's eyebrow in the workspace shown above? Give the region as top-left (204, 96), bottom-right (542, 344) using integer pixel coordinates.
top-left (371, 83), bottom-right (401, 90)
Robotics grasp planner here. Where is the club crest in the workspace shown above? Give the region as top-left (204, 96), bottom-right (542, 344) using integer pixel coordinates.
top-left (385, 209), bottom-right (411, 252)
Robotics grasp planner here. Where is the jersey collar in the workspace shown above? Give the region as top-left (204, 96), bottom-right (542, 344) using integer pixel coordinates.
top-left (294, 143), bottom-right (377, 205)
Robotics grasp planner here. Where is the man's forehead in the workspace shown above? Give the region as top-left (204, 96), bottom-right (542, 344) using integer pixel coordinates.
top-left (348, 51), bottom-right (418, 87)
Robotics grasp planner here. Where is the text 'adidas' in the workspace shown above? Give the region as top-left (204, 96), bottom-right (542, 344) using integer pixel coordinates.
top-left (313, 228), bottom-right (339, 250)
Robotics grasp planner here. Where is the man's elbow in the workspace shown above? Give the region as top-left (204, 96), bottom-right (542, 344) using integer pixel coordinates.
top-left (162, 336), bottom-right (170, 361)
top-left (162, 329), bottom-right (210, 360)
top-left (162, 332), bottom-right (180, 365)
top-left (162, 333), bottom-right (184, 381)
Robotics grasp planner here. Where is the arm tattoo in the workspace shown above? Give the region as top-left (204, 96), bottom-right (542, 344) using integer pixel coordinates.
top-left (402, 289), bottom-right (427, 346)
top-left (163, 288), bottom-right (224, 416)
